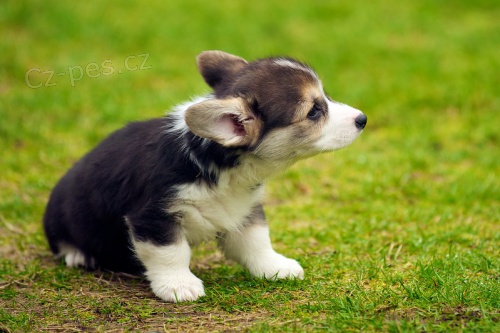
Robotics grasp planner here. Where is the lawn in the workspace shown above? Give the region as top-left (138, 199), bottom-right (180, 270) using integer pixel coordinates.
top-left (1, 0), bottom-right (499, 332)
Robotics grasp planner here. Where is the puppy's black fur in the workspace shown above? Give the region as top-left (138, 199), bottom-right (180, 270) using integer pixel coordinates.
top-left (43, 117), bottom-right (241, 273)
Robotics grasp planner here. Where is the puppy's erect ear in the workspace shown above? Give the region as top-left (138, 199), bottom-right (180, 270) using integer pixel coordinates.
top-left (196, 51), bottom-right (248, 90)
top-left (185, 98), bottom-right (262, 148)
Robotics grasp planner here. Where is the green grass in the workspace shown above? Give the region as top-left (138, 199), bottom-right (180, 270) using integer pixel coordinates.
top-left (1, 0), bottom-right (499, 332)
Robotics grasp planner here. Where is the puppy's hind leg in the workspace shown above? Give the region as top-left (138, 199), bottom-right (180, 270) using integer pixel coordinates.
top-left (57, 243), bottom-right (96, 269)
top-left (218, 205), bottom-right (304, 280)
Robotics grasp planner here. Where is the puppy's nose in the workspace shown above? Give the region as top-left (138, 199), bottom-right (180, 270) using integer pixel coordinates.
top-left (355, 113), bottom-right (367, 130)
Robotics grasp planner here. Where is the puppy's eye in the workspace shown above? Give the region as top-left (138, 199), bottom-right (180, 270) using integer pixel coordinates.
top-left (307, 104), bottom-right (322, 120)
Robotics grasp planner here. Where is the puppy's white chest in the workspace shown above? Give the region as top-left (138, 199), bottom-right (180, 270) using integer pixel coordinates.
top-left (171, 173), bottom-right (264, 244)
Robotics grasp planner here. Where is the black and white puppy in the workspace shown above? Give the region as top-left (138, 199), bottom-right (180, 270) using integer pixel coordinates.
top-left (43, 51), bottom-right (367, 302)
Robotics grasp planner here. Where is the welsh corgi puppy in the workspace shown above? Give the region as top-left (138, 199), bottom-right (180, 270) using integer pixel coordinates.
top-left (44, 51), bottom-right (367, 302)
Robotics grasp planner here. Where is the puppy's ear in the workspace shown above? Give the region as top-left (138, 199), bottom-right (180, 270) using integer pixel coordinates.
top-left (196, 51), bottom-right (248, 90)
top-left (185, 98), bottom-right (262, 148)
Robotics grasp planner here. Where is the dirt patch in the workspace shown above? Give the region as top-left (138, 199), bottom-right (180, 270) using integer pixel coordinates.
top-left (438, 305), bottom-right (484, 323)
top-left (381, 305), bottom-right (499, 328)
top-left (1, 246), bottom-right (271, 333)
top-left (2, 271), bottom-right (271, 333)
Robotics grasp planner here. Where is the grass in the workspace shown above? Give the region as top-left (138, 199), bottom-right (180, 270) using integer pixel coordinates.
top-left (1, 0), bottom-right (499, 331)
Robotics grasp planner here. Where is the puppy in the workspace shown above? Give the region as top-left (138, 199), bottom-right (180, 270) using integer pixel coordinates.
top-left (43, 51), bottom-right (367, 302)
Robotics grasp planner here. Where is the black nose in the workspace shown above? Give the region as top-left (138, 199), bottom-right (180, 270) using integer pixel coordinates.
top-left (355, 113), bottom-right (367, 130)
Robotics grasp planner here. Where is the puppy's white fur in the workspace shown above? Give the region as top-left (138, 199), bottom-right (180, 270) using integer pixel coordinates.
top-left (221, 224), bottom-right (304, 280)
top-left (316, 100), bottom-right (365, 151)
top-left (133, 238), bottom-right (205, 303)
top-left (135, 221), bottom-right (303, 302)
top-left (273, 59), bottom-right (318, 79)
top-left (171, 176), bottom-right (265, 245)
top-left (59, 243), bottom-right (94, 268)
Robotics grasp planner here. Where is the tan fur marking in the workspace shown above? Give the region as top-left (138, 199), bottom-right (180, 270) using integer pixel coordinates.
top-left (291, 84), bottom-right (324, 123)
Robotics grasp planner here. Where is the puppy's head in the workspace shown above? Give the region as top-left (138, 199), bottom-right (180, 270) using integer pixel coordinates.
top-left (185, 51), bottom-right (366, 163)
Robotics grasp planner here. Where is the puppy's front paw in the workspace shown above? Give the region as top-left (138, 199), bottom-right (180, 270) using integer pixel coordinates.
top-left (150, 270), bottom-right (205, 303)
top-left (247, 252), bottom-right (304, 280)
